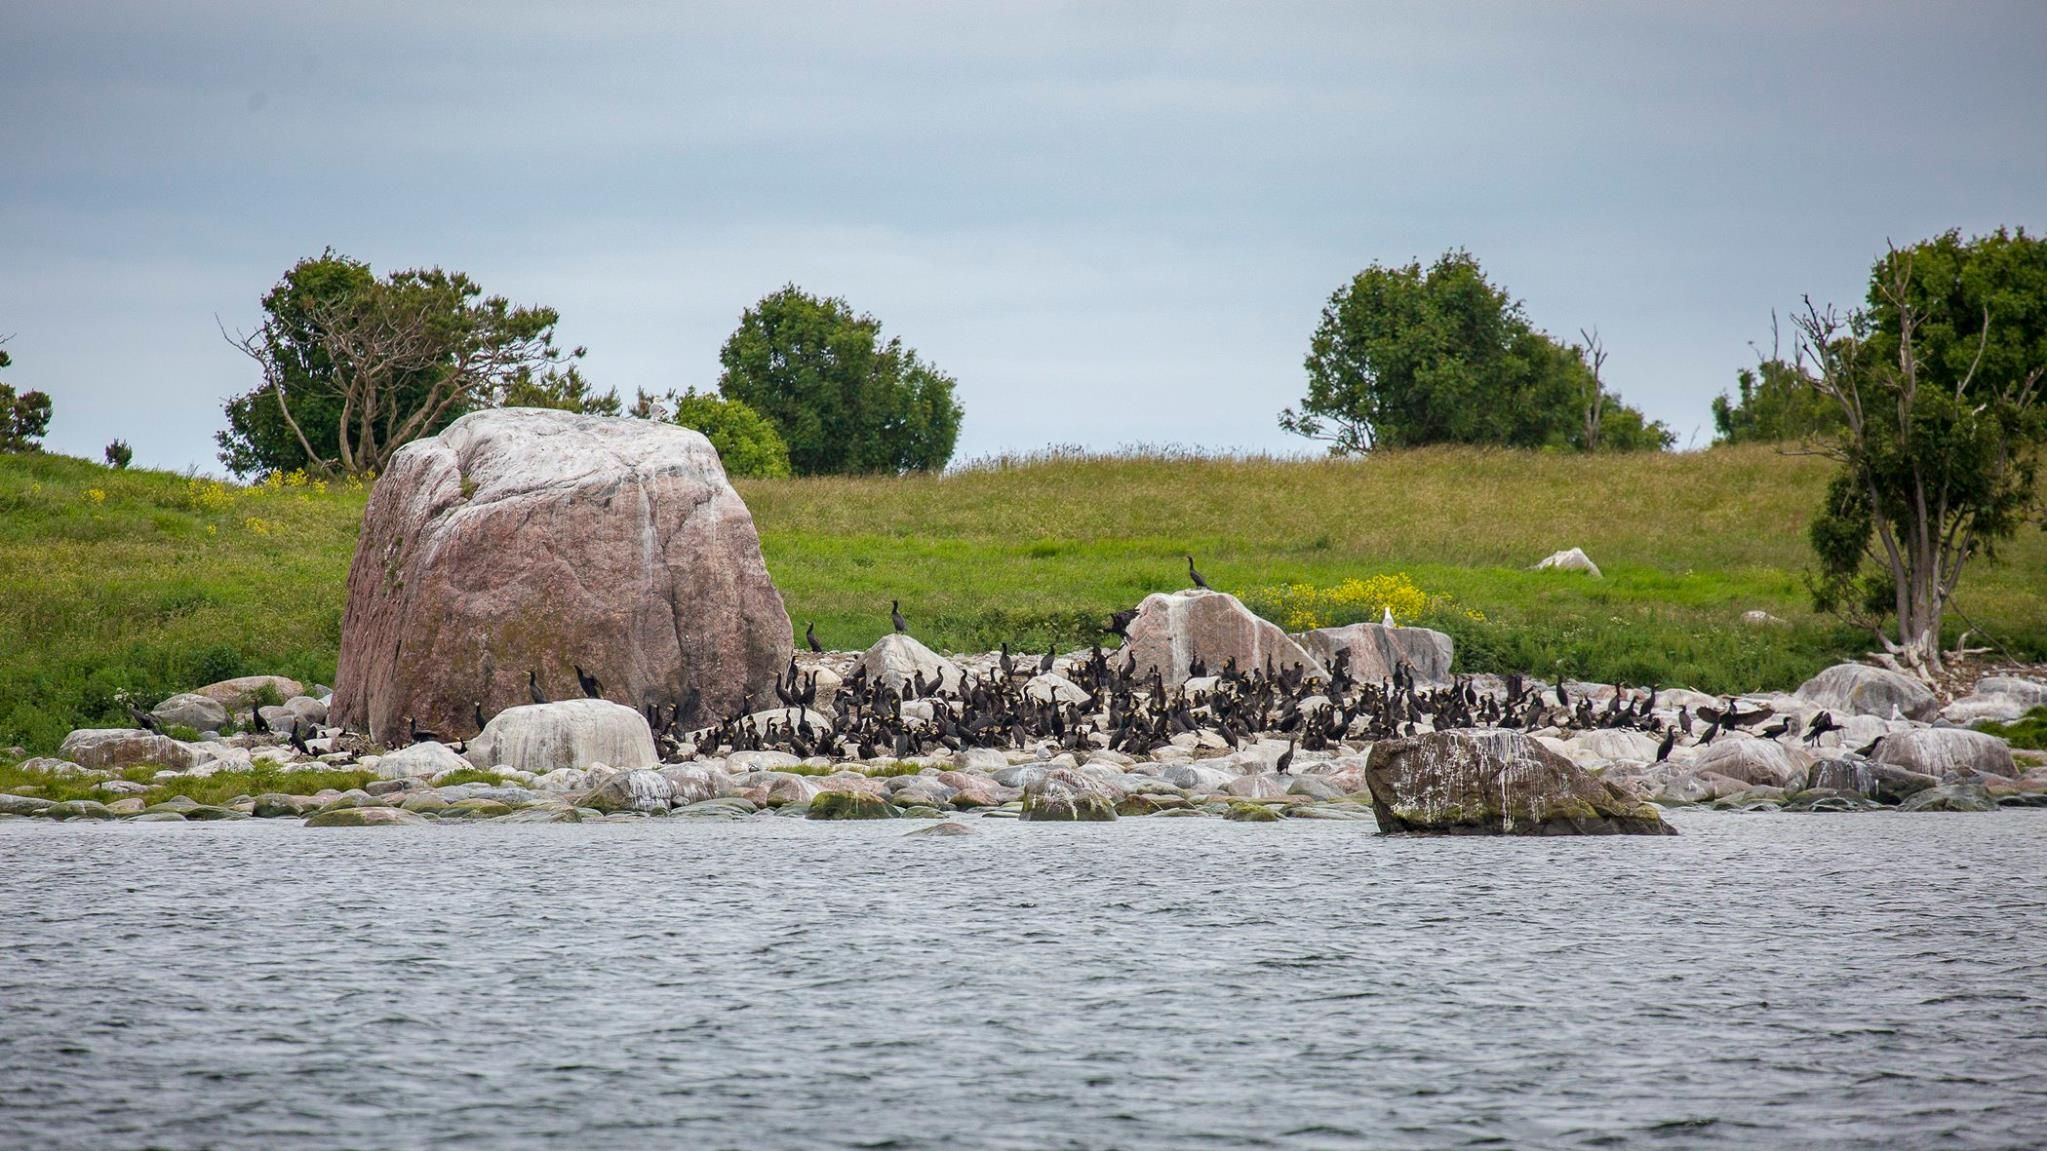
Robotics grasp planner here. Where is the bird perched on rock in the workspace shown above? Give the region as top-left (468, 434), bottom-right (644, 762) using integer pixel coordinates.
top-left (1275, 738), bottom-right (1296, 774)
top-left (1038, 647), bottom-right (1056, 676)
top-left (1187, 555), bottom-right (1210, 590)
top-left (473, 701), bottom-right (489, 734)
top-left (250, 703), bottom-right (269, 734)
top-left (806, 622), bottom-right (823, 653)
top-left (405, 715), bottom-right (441, 746)
top-left (575, 665), bottom-right (603, 700)
top-left (126, 703), bottom-right (160, 733)
top-left (1803, 711), bottom-right (1839, 746)
top-left (891, 600), bottom-right (909, 635)
top-left (1381, 606), bottom-right (1395, 627)
top-left (1105, 608), bottom-right (1138, 639)
top-left (1654, 728), bottom-right (1677, 763)
top-left (529, 670), bottom-right (548, 705)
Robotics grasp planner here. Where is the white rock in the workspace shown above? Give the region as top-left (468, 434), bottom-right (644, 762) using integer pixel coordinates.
top-left (372, 741), bottom-right (471, 780)
top-left (1024, 673), bottom-right (1092, 706)
top-left (1533, 547), bottom-right (1602, 577)
top-left (464, 699), bottom-right (657, 775)
top-left (860, 633), bottom-right (965, 694)
top-left (1795, 663), bottom-right (1939, 722)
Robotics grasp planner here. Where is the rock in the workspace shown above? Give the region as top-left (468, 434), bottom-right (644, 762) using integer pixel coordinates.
top-left (1366, 728), bottom-right (1674, 835)
top-left (0, 794), bottom-right (55, 816)
top-left (368, 740), bottom-right (471, 780)
top-left (1741, 610), bottom-right (1788, 627)
top-left (1805, 758), bottom-right (1879, 798)
top-left (464, 700), bottom-right (657, 775)
top-left (859, 633), bottom-right (965, 695)
top-left (1867, 761), bottom-right (1941, 804)
top-left (1794, 663), bottom-right (1938, 722)
top-left (1873, 728), bottom-right (2017, 780)
top-left (1564, 728), bottom-right (1662, 766)
top-left (657, 765), bottom-right (733, 805)
top-left (1533, 547), bottom-right (1601, 578)
top-left (147, 692), bottom-right (230, 732)
top-left (56, 729), bottom-right (199, 771)
top-left (251, 793), bottom-right (322, 818)
top-left (1023, 673), bottom-right (1092, 706)
top-left (1942, 677), bottom-right (2047, 725)
top-left (1223, 773), bottom-right (1288, 799)
top-left (1019, 767), bottom-right (1118, 822)
top-left (330, 408), bottom-right (791, 744)
top-left (190, 676), bottom-right (306, 707)
top-left (1683, 738), bottom-right (1813, 789)
top-left (579, 769), bottom-right (675, 814)
top-left (1117, 588), bottom-right (1327, 687)
top-left (284, 695), bottom-right (330, 727)
top-left (1298, 623), bottom-right (1454, 687)
top-left (905, 821), bottom-right (976, 837)
top-left (304, 807), bottom-right (428, 827)
top-left (255, 705), bottom-right (298, 734)
top-left (43, 800), bottom-right (116, 821)
top-left (1897, 783), bottom-right (1999, 813)
top-left (806, 791), bottom-right (900, 820)
top-left (1224, 801), bottom-right (1282, 822)
top-left (1159, 764), bottom-right (1233, 793)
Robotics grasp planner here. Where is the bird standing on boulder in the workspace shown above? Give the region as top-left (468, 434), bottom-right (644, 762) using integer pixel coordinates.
top-left (891, 600), bottom-right (908, 635)
top-left (575, 665), bottom-right (603, 700)
top-left (1654, 728), bottom-right (1677, 763)
top-left (1187, 555), bottom-right (1210, 590)
top-left (474, 701), bottom-right (489, 735)
top-left (806, 622), bottom-right (823, 653)
top-left (1803, 711), bottom-right (1839, 746)
top-left (1275, 738), bottom-right (1296, 775)
top-left (529, 670), bottom-right (548, 705)
top-left (127, 703), bottom-right (160, 733)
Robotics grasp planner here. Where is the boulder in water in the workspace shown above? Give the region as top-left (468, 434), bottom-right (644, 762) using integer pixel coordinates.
top-left (1020, 767), bottom-right (1118, 822)
top-left (807, 791), bottom-right (900, 820)
top-left (1366, 728), bottom-right (1674, 835)
top-left (464, 700), bottom-right (657, 776)
top-left (1118, 588), bottom-right (1325, 687)
top-left (330, 408), bottom-right (791, 745)
top-left (1897, 783), bottom-right (1998, 813)
top-left (1872, 728), bottom-right (2017, 780)
top-left (579, 769), bottom-right (675, 814)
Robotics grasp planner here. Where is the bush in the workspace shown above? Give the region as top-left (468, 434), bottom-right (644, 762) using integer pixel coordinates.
top-left (104, 439), bottom-right (133, 469)
top-left (669, 388), bottom-right (793, 479)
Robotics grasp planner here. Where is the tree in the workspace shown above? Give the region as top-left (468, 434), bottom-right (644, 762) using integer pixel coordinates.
top-left (220, 251), bottom-right (614, 477)
top-left (1711, 319), bottom-right (1842, 444)
top-left (716, 286), bottom-right (963, 474)
top-left (103, 439), bottom-right (132, 469)
top-left (1795, 228), bottom-right (2047, 676)
top-left (1280, 251), bottom-right (1667, 453)
top-left (0, 339), bottom-right (53, 453)
top-left (667, 388), bottom-right (792, 478)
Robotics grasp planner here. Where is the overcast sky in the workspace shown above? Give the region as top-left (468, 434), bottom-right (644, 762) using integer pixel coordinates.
top-left (4, 1), bottom-right (2043, 471)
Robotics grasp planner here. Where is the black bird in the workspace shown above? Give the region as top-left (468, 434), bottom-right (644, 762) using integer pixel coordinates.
top-left (406, 715), bottom-right (441, 746)
top-left (1803, 710), bottom-right (1839, 746)
top-left (1187, 555), bottom-right (1210, 590)
top-left (473, 701), bottom-right (489, 734)
top-left (891, 599), bottom-right (909, 635)
top-left (250, 703), bottom-right (269, 734)
top-left (575, 665), bottom-right (603, 699)
top-left (806, 621), bottom-right (823, 653)
top-left (1039, 647), bottom-right (1056, 676)
top-left (1654, 728), bottom-right (1677, 763)
top-left (1853, 735), bottom-right (1885, 758)
top-left (126, 703), bottom-right (160, 733)
top-left (1677, 706), bottom-right (1693, 736)
top-left (1275, 738), bottom-right (1296, 775)
top-left (529, 670), bottom-right (548, 705)
top-left (1105, 608), bottom-right (1138, 639)
top-left (288, 721), bottom-right (310, 756)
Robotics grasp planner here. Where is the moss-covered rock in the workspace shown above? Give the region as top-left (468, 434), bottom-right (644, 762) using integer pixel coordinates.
top-left (1224, 800), bottom-right (1282, 822)
top-left (1020, 767), bottom-right (1117, 822)
top-left (807, 791), bottom-right (901, 820)
top-left (44, 799), bottom-right (115, 821)
top-left (304, 806), bottom-right (428, 827)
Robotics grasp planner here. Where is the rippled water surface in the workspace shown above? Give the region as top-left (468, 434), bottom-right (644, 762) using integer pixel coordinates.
top-left (3, 812), bottom-right (2045, 1150)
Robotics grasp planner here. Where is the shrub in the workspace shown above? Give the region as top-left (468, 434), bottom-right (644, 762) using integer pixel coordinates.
top-left (104, 440), bottom-right (133, 469)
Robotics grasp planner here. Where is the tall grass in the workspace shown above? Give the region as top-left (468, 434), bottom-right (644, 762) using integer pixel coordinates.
top-left (3, 443), bottom-right (2043, 754)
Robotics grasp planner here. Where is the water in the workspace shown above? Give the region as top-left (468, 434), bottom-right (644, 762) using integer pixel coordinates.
top-left (3, 812), bottom-right (2044, 1150)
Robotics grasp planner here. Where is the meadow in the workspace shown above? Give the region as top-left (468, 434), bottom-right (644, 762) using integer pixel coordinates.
top-left (4, 444), bottom-right (2044, 754)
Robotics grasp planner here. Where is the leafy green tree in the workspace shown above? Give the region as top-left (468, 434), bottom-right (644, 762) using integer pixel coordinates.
top-left (717, 286), bottom-right (963, 474)
top-left (0, 340), bottom-right (54, 453)
top-left (1711, 355), bottom-right (1840, 444)
top-left (103, 439), bottom-right (132, 469)
top-left (220, 251), bottom-right (614, 477)
top-left (667, 388), bottom-right (792, 478)
top-left (1798, 227), bottom-right (2047, 675)
top-left (1281, 251), bottom-right (1666, 452)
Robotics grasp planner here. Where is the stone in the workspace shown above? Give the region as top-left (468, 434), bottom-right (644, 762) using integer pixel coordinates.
top-left (1873, 728), bottom-right (2017, 780)
top-left (859, 633), bottom-right (965, 695)
top-left (1298, 623), bottom-right (1455, 687)
top-left (190, 675), bottom-right (306, 707)
top-left (330, 408), bottom-right (791, 744)
top-left (368, 740), bottom-right (471, 780)
top-left (657, 764), bottom-right (733, 805)
top-left (1866, 761), bottom-right (1941, 804)
top-left (1533, 547), bottom-right (1602, 578)
top-left (1023, 673), bottom-right (1093, 706)
top-left (284, 695), bottom-right (330, 726)
top-left (1019, 767), bottom-right (1118, 822)
top-left (1224, 800), bottom-right (1282, 822)
top-left (43, 800), bottom-right (116, 821)
top-left (1563, 728), bottom-right (1662, 766)
top-left (304, 807), bottom-right (428, 827)
top-left (1741, 610), bottom-right (1788, 627)
top-left (1682, 738), bottom-right (1814, 789)
top-left (579, 769), bottom-right (675, 814)
top-left (56, 729), bottom-right (199, 771)
top-left (149, 692), bottom-right (231, 732)
top-left (1117, 588), bottom-right (1327, 687)
top-left (0, 794), bottom-right (55, 816)
top-left (464, 700), bottom-right (658, 775)
top-left (1897, 783), bottom-right (1999, 813)
top-left (806, 791), bottom-right (900, 820)
top-left (1794, 663), bottom-right (1938, 722)
top-left (1365, 728), bottom-right (1674, 835)
top-left (1942, 677), bottom-right (2047, 725)
top-left (904, 821), bottom-right (975, 836)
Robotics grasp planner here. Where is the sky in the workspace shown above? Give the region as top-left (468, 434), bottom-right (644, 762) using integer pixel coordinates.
top-left (4, 1), bottom-right (2044, 472)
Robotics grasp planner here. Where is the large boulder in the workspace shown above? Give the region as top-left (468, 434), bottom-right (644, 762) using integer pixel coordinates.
top-left (579, 769), bottom-right (675, 814)
top-left (1681, 737), bottom-right (1814, 789)
top-left (1117, 588), bottom-right (1326, 687)
top-left (149, 693), bottom-right (229, 732)
top-left (1873, 728), bottom-right (2017, 780)
top-left (464, 700), bottom-right (658, 775)
top-left (190, 675), bottom-right (305, 707)
top-left (330, 408), bottom-right (791, 744)
top-left (859, 634), bottom-right (965, 695)
top-left (56, 729), bottom-right (199, 771)
top-left (1365, 728), bottom-right (1674, 835)
top-left (1020, 767), bottom-right (1118, 821)
top-left (1942, 676), bottom-right (2047, 725)
top-left (1298, 623), bottom-right (1454, 687)
top-left (369, 741), bottom-right (471, 781)
top-left (1794, 663), bottom-right (1938, 722)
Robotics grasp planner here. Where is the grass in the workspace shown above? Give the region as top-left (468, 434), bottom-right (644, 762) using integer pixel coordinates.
top-left (0, 759), bottom-right (379, 805)
top-left (4, 442), bottom-right (2045, 754)
top-left (1979, 707), bottom-right (2047, 751)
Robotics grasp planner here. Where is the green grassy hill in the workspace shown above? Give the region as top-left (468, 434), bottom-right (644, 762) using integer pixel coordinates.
top-left (4, 445), bottom-right (2043, 753)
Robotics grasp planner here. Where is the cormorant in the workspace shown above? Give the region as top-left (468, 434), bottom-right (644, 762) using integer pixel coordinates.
top-left (1654, 728), bottom-right (1677, 762)
top-left (891, 600), bottom-right (908, 635)
top-left (806, 622), bottom-right (823, 653)
top-left (126, 704), bottom-right (160, 733)
top-left (575, 665), bottom-right (603, 699)
top-left (473, 701), bottom-right (488, 734)
top-left (1187, 555), bottom-right (1210, 590)
top-left (1038, 647), bottom-right (1055, 676)
top-left (1803, 711), bottom-right (1839, 746)
top-left (529, 670), bottom-right (548, 705)
top-left (1275, 738), bottom-right (1295, 774)
top-left (250, 703), bottom-right (269, 734)
top-left (1105, 608), bottom-right (1138, 639)
top-left (406, 715), bottom-right (441, 745)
